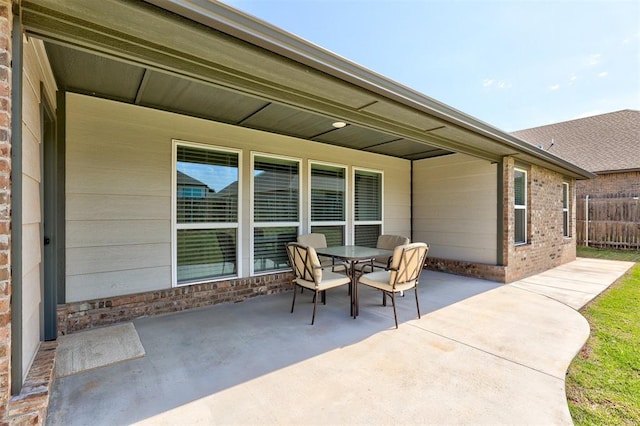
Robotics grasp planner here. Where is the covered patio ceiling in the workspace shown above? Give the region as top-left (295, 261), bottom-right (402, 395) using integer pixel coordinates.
top-left (21, 0), bottom-right (593, 178)
top-left (43, 42), bottom-right (451, 161)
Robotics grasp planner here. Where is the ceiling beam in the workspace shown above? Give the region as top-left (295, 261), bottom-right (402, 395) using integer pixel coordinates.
top-left (134, 69), bottom-right (150, 105)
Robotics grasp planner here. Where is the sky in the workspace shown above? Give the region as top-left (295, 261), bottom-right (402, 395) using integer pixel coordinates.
top-left (221, 0), bottom-right (640, 132)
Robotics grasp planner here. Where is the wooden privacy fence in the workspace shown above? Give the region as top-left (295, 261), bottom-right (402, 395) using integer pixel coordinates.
top-left (576, 195), bottom-right (640, 249)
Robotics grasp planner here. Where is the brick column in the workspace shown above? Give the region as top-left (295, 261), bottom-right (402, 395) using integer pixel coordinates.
top-left (0, 0), bottom-right (11, 420)
top-left (502, 157), bottom-right (514, 272)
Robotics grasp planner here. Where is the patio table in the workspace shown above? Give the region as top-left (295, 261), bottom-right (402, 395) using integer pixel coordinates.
top-left (315, 245), bottom-right (393, 318)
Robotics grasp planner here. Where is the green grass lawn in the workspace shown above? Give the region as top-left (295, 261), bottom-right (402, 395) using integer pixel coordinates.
top-left (566, 247), bottom-right (640, 425)
top-left (577, 246), bottom-right (640, 262)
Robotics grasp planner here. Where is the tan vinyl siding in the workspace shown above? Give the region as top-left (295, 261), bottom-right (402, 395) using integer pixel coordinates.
top-left (413, 153), bottom-right (498, 264)
top-left (66, 93), bottom-right (410, 301)
top-left (65, 267), bottom-right (172, 302)
top-left (21, 37), bottom-right (57, 379)
top-left (66, 220), bottom-right (168, 247)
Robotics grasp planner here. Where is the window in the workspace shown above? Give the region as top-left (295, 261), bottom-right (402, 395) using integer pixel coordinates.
top-left (514, 168), bottom-right (527, 245)
top-left (252, 154), bottom-right (300, 273)
top-left (310, 162), bottom-right (346, 246)
top-left (354, 168), bottom-right (382, 247)
top-left (563, 182), bottom-right (570, 237)
top-left (173, 142), bottom-right (240, 285)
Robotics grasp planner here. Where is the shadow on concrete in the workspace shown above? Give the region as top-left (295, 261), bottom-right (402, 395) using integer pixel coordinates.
top-left (46, 271), bottom-right (501, 425)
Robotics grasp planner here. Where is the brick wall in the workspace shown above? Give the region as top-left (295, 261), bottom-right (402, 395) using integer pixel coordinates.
top-left (503, 158), bottom-right (576, 282)
top-left (58, 272), bottom-right (294, 335)
top-left (425, 257), bottom-right (506, 283)
top-left (577, 171), bottom-right (640, 198)
top-left (6, 341), bottom-right (56, 425)
top-left (0, 0), bottom-right (10, 420)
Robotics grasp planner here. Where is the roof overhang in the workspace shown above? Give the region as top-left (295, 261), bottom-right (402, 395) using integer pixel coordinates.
top-left (21, 0), bottom-right (594, 179)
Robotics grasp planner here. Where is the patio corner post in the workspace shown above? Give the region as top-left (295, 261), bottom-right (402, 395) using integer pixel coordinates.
top-left (0, 0), bottom-right (13, 419)
top-left (8, 0), bottom-right (21, 398)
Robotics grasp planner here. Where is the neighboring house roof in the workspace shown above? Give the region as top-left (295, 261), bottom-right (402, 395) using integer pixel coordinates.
top-left (216, 171), bottom-right (299, 198)
top-left (511, 110), bottom-right (640, 174)
top-left (176, 171), bottom-right (213, 190)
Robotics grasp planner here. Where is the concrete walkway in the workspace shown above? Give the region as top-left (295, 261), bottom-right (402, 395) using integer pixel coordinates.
top-left (46, 258), bottom-right (634, 425)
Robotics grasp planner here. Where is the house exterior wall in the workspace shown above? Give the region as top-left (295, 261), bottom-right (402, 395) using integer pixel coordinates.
top-left (412, 153), bottom-right (498, 264)
top-left (503, 157), bottom-right (576, 282)
top-left (20, 36), bottom-right (56, 383)
top-left (0, 0), bottom-right (11, 418)
top-left (65, 93), bottom-right (411, 302)
top-left (577, 171), bottom-right (640, 197)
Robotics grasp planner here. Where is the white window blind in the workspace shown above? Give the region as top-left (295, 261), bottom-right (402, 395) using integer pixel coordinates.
top-left (354, 169), bottom-right (382, 247)
top-left (310, 225), bottom-right (344, 246)
top-left (176, 146), bottom-right (238, 223)
top-left (355, 170), bottom-right (382, 221)
top-left (174, 143), bottom-right (239, 285)
top-left (253, 155), bottom-right (300, 273)
top-left (311, 164), bottom-right (345, 221)
top-left (354, 224), bottom-right (381, 247)
top-left (310, 163), bottom-right (346, 245)
top-left (514, 169), bottom-right (527, 244)
top-left (254, 156), bottom-right (299, 222)
top-left (253, 226), bottom-right (297, 273)
top-left (176, 229), bottom-right (237, 281)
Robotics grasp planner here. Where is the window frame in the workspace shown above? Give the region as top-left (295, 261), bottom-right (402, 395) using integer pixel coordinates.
top-left (171, 139), bottom-right (242, 287)
top-left (514, 167), bottom-right (528, 245)
top-left (308, 160), bottom-right (348, 245)
top-left (352, 167), bottom-right (384, 246)
top-left (250, 152), bottom-right (302, 275)
top-left (562, 181), bottom-right (570, 237)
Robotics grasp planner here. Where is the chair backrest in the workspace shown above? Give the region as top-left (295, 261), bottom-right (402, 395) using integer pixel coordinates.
top-left (297, 233), bottom-right (327, 249)
top-left (286, 242), bottom-right (322, 285)
top-left (388, 242), bottom-right (429, 288)
top-left (373, 234), bottom-right (410, 265)
top-left (376, 234), bottom-right (410, 250)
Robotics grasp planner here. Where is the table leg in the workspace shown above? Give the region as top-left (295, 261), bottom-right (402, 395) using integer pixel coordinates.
top-left (350, 261), bottom-right (358, 318)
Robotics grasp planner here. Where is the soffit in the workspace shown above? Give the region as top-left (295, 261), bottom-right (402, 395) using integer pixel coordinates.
top-left (21, 0), bottom-right (595, 177)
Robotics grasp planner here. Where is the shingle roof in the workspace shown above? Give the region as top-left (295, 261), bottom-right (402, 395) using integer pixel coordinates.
top-left (511, 110), bottom-right (640, 173)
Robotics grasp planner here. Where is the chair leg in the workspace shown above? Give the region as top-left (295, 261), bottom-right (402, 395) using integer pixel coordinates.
top-left (311, 290), bottom-right (319, 325)
top-left (382, 291), bottom-right (387, 306)
top-left (415, 286), bottom-right (421, 319)
top-left (291, 283), bottom-right (298, 313)
top-left (391, 291), bottom-right (398, 329)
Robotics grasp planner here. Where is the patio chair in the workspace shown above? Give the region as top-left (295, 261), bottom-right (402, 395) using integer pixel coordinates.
top-left (296, 233), bottom-right (348, 300)
top-left (286, 242), bottom-right (350, 325)
top-left (355, 234), bottom-right (410, 274)
top-left (357, 242), bottom-right (429, 328)
top-left (297, 233), bottom-right (343, 270)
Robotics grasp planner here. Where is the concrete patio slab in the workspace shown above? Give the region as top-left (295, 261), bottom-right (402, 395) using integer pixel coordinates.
top-left (412, 285), bottom-right (590, 379)
top-left (510, 281), bottom-right (602, 310)
top-left (46, 259), bottom-right (635, 425)
top-left (133, 324), bottom-right (571, 426)
top-left (511, 257), bottom-right (635, 309)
